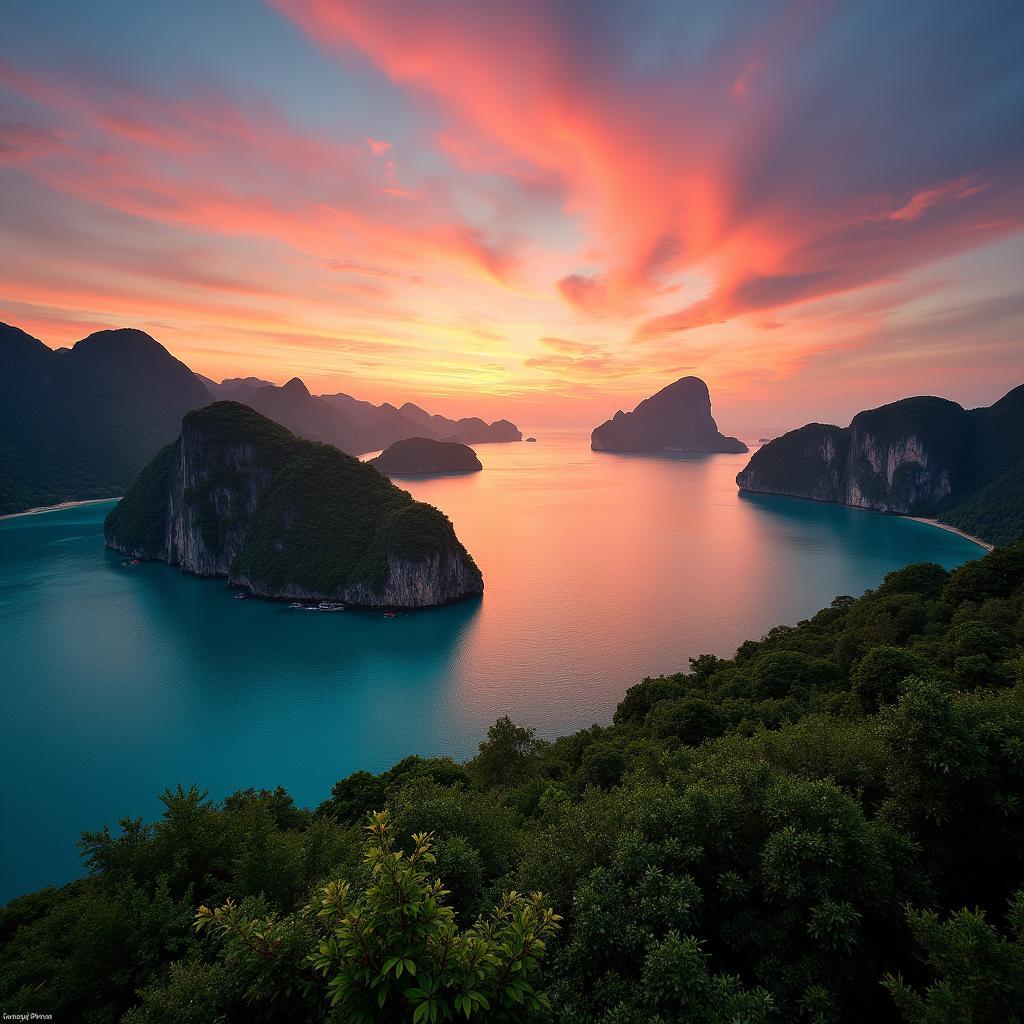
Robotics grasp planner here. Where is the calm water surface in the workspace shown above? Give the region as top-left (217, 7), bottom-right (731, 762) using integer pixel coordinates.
top-left (0, 432), bottom-right (984, 900)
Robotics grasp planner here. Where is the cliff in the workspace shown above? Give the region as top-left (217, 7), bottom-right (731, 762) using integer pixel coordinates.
top-left (733, 423), bottom-right (849, 502)
top-left (104, 402), bottom-right (483, 608)
top-left (736, 387), bottom-right (1024, 542)
top-left (591, 377), bottom-right (747, 454)
top-left (370, 437), bottom-right (482, 475)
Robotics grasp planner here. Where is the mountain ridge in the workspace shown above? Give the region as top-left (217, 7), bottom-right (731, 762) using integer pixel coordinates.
top-left (0, 323), bottom-right (212, 515)
top-left (736, 385), bottom-right (1024, 545)
top-left (0, 323), bottom-right (522, 514)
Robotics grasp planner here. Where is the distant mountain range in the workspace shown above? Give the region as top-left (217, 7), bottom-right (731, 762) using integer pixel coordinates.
top-left (0, 323), bottom-right (522, 516)
top-left (199, 376), bottom-right (521, 452)
top-left (736, 386), bottom-right (1024, 546)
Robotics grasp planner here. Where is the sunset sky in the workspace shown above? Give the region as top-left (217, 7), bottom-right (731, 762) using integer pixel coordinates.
top-left (2, 0), bottom-right (1023, 432)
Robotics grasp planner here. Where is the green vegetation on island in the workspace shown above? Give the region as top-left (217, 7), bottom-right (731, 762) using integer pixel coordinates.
top-left (3, 543), bottom-right (1024, 1021)
top-left (737, 385), bottom-right (1024, 545)
top-left (370, 437), bottom-right (483, 476)
top-left (105, 402), bottom-right (483, 606)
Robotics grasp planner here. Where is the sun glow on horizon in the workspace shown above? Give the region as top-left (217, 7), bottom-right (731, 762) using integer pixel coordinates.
top-left (1, 0), bottom-right (1022, 433)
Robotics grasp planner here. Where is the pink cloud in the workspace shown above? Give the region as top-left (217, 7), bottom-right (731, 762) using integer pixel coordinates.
top-left (274, 0), bottom-right (1024, 335)
top-left (867, 174), bottom-right (990, 224)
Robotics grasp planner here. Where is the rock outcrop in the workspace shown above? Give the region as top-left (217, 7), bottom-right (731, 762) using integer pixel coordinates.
top-left (105, 402), bottom-right (483, 608)
top-left (736, 388), bottom-right (1024, 538)
top-left (591, 377), bottom-right (748, 454)
top-left (735, 424), bottom-right (850, 502)
top-left (370, 437), bottom-right (482, 475)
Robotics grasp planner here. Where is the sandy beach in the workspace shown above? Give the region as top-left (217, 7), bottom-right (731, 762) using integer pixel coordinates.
top-left (0, 497), bottom-right (120, 522)
top-left (904, 516), bottom-right (994, 552)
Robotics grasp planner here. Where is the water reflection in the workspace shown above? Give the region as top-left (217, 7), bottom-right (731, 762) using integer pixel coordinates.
top-left (0, 436), bottom-right (985, 901)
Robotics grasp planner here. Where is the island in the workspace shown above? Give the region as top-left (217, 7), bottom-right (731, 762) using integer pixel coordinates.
top-left (735, 385), bottom-right (1024, 546)
top-left (591, 376), bottom-right (748, 454)
top-left (369, 436), bottom-right (482, 475)
top-left (104, 402), bottom-right (484, 608)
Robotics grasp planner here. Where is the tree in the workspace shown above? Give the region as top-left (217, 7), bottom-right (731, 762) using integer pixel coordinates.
top-left (850, 646), bottom-right (935, 712)
top-left (472, 717), bottom-right (543, 790)
top-left (646, 697), bottom-right (726, 745)
top-left (884, 892), bottom-right (1024, 1023)
top-left (195, 811), bottom-right (560, 1023)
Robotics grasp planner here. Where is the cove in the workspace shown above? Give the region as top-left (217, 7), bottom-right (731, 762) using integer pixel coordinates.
top-left (0, 432), bottom-right (985, 901)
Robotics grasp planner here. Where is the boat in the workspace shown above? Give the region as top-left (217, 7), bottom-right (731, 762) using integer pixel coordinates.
top-left (318, 601), bottom-right (345, 612)
top-left (289, 602), bottom-right (304, 609)
top-left (234, 592), bottom-right (247, 600)
top-left (383, 610), bottom-right (396, 619)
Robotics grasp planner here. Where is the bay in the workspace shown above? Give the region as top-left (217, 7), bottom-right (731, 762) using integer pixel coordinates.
top-left (0, 431), bottom-right (984, 901)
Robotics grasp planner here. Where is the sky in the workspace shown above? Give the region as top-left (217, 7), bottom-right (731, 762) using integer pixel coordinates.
top-left (1, 0), bottom-right (1023, 433)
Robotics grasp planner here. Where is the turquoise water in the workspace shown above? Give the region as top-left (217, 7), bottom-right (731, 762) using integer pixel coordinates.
top-left (0, 432), bottom-right (985, 901)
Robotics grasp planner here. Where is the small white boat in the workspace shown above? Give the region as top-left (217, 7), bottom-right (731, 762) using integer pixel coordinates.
top-left (234, 592), bottom-right (247, 600)
top-left (318, 601), bottom-right (345, 612)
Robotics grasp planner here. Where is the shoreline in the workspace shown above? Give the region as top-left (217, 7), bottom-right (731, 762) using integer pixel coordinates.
top-left (904, 516), bottom-right (994, 552)
top-left (2, 497), bottom-right (995, 554)
top-left (0, 496), bottom-right (121, 521)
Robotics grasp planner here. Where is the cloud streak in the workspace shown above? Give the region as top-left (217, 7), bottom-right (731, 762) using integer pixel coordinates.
top-left (0, 1), bottom-right (1022, 426)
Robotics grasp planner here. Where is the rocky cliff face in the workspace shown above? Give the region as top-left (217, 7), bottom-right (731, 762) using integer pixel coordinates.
top-left (842, 428), bottom-right (953, 512)
top-left (230, 549), bottom-right (483, 607)
top-left (105, 402), bottom-right (483, 608)
top-left (591, 377), bottom-right (748, 454)
top-left (735, 424), bottom-right (849, 502)
top-left (736, 396), bottom-right (971, 514)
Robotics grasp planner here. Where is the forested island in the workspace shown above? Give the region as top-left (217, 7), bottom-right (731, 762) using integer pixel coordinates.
top-left (104, 402), bottom-right (483, 608)
top-left (737, 386), bottom-right (1024, 546)
top-left (3, 543), bottom-right (1022, 1022)
top-left (370, 437), bottom-right (483, 475)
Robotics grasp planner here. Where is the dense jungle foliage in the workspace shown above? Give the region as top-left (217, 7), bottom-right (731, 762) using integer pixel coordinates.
top-left (3, 544), bottom-right (1024, 1023)
top-left (104, 402), bottom-right (482, 593)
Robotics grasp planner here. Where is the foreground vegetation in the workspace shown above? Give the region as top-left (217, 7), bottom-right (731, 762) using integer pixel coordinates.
top-left (3, 544), bottom-right (1024, 1022)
